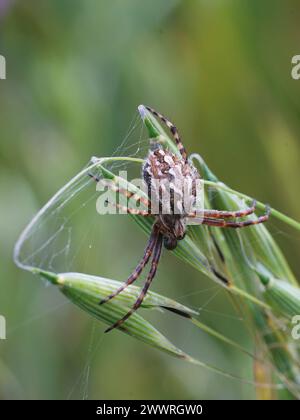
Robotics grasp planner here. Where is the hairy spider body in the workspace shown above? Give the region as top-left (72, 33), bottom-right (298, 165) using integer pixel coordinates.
top-left (142, 147), bottom-right (200, 250)
top-left (93, 105), bottom-right (270, 333)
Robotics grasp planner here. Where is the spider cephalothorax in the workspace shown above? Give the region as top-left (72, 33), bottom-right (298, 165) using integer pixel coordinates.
top-left (92, 105), bottom-right (270, 332)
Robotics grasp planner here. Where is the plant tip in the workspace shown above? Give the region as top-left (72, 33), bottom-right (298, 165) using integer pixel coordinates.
top-left (90, 156), bottom-right (100, 164)
top-left (138, 104), bottom-right (147, 120)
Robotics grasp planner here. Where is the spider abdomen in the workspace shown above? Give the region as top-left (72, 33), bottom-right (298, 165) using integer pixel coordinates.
top-left (143, 148), bottom-right (200, 216)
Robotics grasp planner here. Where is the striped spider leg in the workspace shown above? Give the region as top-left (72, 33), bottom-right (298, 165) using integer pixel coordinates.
top-left (105, 228), bottom-right (163, 333)
top-left (144, 105), bottom-right (188, 162)
top-left (99, 224), bottom-right (158, 306)
top-left (201, 209), bottom-right (270, 228)
top-left (88, 173), bottom-right (150, 212)
top-left (186, 200), bottom-right (270, 228)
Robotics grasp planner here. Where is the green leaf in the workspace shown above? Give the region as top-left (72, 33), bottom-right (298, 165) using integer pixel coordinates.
top-left (257, 271), bottom-right (300, 319)
top-left (38, 269), bottom-right (195, 359)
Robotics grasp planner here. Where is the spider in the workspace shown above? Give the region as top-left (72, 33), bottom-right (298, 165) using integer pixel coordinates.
top-left (90, 105), bottom-right (270, 333)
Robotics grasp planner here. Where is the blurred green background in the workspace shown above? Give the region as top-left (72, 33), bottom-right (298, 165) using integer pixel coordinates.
top-left (1, 0), bottom-right (300, 400)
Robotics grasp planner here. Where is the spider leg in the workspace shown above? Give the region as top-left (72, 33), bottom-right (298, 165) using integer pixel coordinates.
top-left (88, 173), bottom-right (151, 209)
top-left (99, 227), bottom-right (159, 305)
top-left (105, 233), bottom-right (163, 333)
top-left (88, 172), bottom-right (101, 183)
top-left (110, 202), bottom-right (151, 216)
top-left (202, 205), bottom-right (270, 228)
top-left (145, 106), bottom-right (188, 162)
top-left (186, 200), bottom-right (257, 219)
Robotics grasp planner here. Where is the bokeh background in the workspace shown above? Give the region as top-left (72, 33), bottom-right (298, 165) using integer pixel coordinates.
top-left (1, 0), bottom-right (300, 400)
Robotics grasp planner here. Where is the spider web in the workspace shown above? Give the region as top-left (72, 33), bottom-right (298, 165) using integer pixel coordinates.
top-left (14, 114), bottom-right (148, 275)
